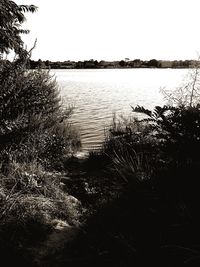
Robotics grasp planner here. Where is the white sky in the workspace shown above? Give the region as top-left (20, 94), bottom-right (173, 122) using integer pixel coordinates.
top-left (15, 0), bottom-right (200, 61)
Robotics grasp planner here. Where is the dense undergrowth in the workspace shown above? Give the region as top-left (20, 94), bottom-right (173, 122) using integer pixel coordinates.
top-left (54, 104), bottom-right (200, 267)
top-left (67, 104), bottom-right (200, 267)
top-left (0, 1), bottom-right (85, 264)
top-left (0, 53), bottom-right (84, 265)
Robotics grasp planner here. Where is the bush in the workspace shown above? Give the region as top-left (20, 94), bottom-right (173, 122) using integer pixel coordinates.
top-left (0, 58), bottom-right (81, 169)
top-left (132, 105), bottom-right (200, 167)
top-left (100, 104), bottom-right (200, 194)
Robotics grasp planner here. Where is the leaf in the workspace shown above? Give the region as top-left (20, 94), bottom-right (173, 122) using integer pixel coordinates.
top-left (132, 105), bottom-right (152, 117)
top-left (19, 5), bottom-right (38, 13)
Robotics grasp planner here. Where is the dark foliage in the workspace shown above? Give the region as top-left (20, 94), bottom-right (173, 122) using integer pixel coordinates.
top-left (0, 0), bottom-right (37, 54)
top-left (0, 58), bottom-right (80, 169)
top-left (60, 104), bottom-right (200, 267)
top-left (132, 104), bottom-right (200, 166)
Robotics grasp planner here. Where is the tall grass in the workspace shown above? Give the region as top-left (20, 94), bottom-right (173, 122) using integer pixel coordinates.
top-left (101, 116), bottom-right (160, 184)
top-left (0, 160), bottom-right (82, 226)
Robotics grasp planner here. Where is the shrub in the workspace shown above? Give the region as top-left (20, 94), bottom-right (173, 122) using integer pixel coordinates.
top-left (132, 105), bottom-right (200, 167)
top-left (101, 104), bottom-right (200, 186)
top-left (0, 59), bottom-right (81, 169)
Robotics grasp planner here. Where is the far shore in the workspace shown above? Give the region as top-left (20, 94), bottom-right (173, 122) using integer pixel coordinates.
top-left (28, 58), bottom-right (198, 70)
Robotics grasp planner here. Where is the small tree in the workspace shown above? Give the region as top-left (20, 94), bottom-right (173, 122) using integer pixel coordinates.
top-left (161, 60), bottom-right (200, 107)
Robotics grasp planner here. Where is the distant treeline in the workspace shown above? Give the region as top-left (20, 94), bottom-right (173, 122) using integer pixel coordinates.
top-left (28, 58), bottom-right (198, 69)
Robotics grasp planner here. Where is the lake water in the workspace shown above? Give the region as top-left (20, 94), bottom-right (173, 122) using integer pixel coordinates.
top-left (51, 68), bottom-right (189, 152)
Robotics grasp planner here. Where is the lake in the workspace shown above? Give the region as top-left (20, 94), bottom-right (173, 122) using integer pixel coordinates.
top-left (51, 68), bottom-right (189, 152)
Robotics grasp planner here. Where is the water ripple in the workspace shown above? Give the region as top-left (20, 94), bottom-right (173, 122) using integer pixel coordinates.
top-left (52, 68), bottom-right (188, 151)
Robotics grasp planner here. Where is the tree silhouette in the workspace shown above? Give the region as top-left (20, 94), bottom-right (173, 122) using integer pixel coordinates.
top-left (0, 0), bottom-right (37, 55)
